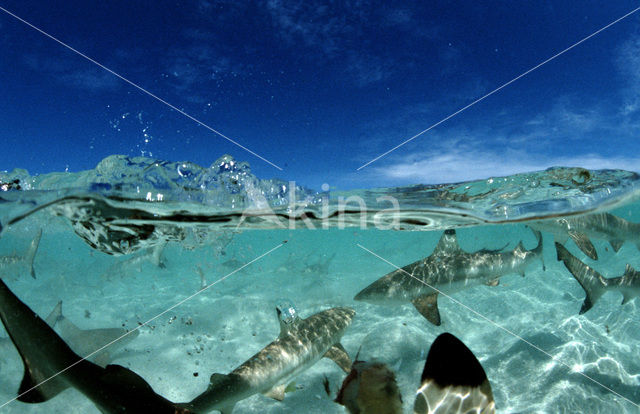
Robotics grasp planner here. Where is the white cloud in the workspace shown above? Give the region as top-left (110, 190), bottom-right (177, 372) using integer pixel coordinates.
top-left (373, 147), bottom-right (640, 185)
top-left (356, 92), bottom-right (640, 185)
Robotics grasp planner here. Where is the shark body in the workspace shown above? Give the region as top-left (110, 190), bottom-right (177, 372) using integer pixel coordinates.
top-left (184, 305), bottom-right (355, 414)
top-left (555, 242), bottom-right (640, 313)
top-left (531, 212), bottom-right (640, 260)
top-left (355, 228), bottom-right (544, 325)
top-left (0, 278), bottom-right (187, 413)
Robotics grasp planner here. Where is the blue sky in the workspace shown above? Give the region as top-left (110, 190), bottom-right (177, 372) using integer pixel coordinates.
top-left (1, 1), bottom-right (639, 190)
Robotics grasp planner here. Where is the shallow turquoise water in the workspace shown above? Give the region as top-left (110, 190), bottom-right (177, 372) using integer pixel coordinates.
top-left (0, 157), bottom-right (639, 413)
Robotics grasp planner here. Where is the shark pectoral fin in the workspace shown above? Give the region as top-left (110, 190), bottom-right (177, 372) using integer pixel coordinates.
top-left (568, 231), bottom-right (597, 260)
top-left (324, 342), bottom-right (352, 373)
top-left (611, 240), bottom-right (624, 253)
top-left (263, 384), bottom-right (287, 401)
top-left (486, 278), bottom-right (500, 287)
top-left (412, 293), bottom-right (441, 326)
top-left (17, 367), bottom-right (70, 403)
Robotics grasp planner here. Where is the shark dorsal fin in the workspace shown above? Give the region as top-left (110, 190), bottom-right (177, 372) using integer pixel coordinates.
top-left (415, 333), bottom-right (495, 413)
top-left (433, 230), bottom-right (461, 256)
top-left (421, 333), bottom-right (489, 387)
top-left (275, 301), bottom-right (300, 337)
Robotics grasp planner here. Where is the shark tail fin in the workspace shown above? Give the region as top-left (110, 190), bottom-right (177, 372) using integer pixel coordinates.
top-left (531, 227), bottom-right (545, 271)
top-left (555, 242), bottom-right (607, 314)
top-left (567, 230), bottom-right (598, 260)
top-left (415, 333), bottom-right (494, 414)
top-left (25, 230), bottom-right (42, 279)
top-left (17, 367), bottom-right (69, 403)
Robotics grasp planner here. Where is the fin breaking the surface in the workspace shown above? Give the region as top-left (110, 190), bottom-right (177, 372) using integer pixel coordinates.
top-left (412, 293), bottom-right (441, 326)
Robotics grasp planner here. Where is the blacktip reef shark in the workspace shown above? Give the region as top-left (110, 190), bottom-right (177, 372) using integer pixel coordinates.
top-left (555, 242), bottom-right (640, 314)
top-left (333, 332), bottom-right (494, 414)
top-left (0, 229), bottom-right (41, 279)
top-left (355, 228), bottom-right (544, 325)
top-left (531, 212), bottom-right (640, 261)
top-left (0, 278), bottom-right (188, 413)
top-left (182, 302), bottom-right (355, 414)
top-left (414, 333), bottom-right (495, 414)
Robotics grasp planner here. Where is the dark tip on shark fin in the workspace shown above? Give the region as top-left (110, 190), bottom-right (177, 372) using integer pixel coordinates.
top-left (579, 298), bottom-right (593, 314)
top-left (555, 242), bottom-right (568, 261)
top-left (421, 333), bottom-right (488, 388)
top-left (324, 343), bottom-right (352, 373)
top-left (412, 293), bottom-right (441, 326)
top-left (433, 230), bottom-right (461, 256)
